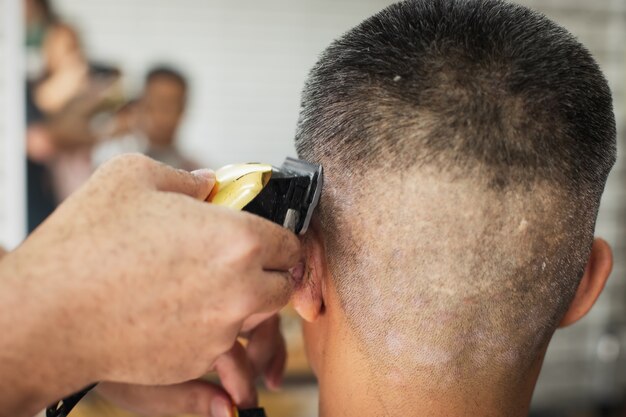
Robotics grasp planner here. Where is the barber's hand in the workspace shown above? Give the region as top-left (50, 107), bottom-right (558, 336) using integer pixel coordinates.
top-left (5, 154), bottom-right (301, 397)
top-left (96, 315), bottom-right (287, 417)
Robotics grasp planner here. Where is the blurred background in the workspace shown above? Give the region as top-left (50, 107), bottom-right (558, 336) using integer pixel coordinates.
top-left (0, 0), bottom-right (624, 416)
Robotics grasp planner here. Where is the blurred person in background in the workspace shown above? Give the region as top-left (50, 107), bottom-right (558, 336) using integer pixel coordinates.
top-left (93, 66), bottom-right (198, 171)
top-left (25, 0), bottom-right (87, 115)
top-left (25, 0), bottom-right (123, 231)
top-left (25, 0), bottom-right (78, 232)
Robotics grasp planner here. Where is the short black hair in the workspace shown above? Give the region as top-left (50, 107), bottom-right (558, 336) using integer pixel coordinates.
top-left (145, 65), bottom-right (188, 91)
top-left (295, 0), bottom-right (616, 375)
top-left (296, 0), bottom-right (615, 193)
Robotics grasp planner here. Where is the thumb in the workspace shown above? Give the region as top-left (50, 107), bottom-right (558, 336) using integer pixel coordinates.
top-left (152, 163), bottom-right (216, 200)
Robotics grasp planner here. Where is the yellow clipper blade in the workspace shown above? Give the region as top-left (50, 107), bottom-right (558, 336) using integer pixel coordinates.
top-left (208, 163), bottom-right (273, 210)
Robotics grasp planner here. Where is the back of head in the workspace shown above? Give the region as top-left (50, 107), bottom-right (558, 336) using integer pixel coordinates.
top-left (295, 0), bottom-right (616, 382)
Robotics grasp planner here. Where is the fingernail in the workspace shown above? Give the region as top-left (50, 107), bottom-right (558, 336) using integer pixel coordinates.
top-left (211, 397), bottom-right (232, 417)
top-left (192, 168), bottom-right (215, 180)
top-left (289, 262), bottom-right (305, 284)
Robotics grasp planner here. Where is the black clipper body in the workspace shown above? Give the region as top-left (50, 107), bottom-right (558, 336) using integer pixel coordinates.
top-left (209, 157), bottom-right (323, 235)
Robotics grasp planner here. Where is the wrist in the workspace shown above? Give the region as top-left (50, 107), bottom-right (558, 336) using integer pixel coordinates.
top-left (0, 249), bottom-right (98, 415)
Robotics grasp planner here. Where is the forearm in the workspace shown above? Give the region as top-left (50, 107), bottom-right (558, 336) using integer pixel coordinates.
top-left (0, 251), bottom-right (94, 417)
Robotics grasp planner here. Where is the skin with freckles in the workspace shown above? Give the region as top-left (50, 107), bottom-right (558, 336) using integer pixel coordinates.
top-left (0, 154), bottom-right (301, 417)
top-left (291, 0), bottom-right (617, 416)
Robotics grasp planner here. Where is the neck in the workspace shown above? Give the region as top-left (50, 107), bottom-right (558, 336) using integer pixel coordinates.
top-left (316, 322), bottom-right (544, 417)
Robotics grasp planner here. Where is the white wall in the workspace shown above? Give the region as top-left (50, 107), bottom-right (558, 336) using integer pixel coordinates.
top-left (53, 0), bottom-right (397, 168)
top-left (0, 0), bottom-right (26, 249)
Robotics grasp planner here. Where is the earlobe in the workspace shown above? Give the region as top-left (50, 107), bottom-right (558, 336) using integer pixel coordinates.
top-left (291, 221), bottom-right (325, 323)
top-left (559, 238), bottom-right (613, 328)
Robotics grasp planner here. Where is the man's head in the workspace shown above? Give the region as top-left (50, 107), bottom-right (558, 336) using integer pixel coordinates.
top-left (292, 0), bottom-right (615, 388)
top-left (139, 66), bottom-right (187, 147)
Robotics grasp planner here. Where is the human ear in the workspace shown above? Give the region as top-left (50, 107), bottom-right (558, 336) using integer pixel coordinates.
top-left (559, 238), bottom-right (613, 328)
top-left (291, 220), bottom-right (325, 323)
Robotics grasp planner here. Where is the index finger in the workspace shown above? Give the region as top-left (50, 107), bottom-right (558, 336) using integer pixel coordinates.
top-left (243, 213), bottom-right (302, 271)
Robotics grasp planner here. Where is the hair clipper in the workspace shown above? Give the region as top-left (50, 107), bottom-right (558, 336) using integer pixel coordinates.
top-left (208, 157), bottom-right (323, 235)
